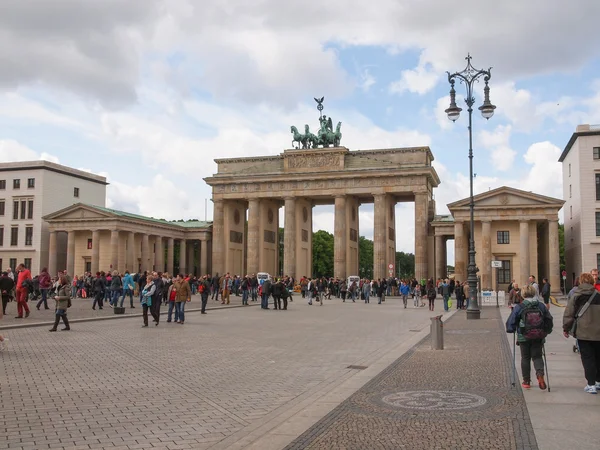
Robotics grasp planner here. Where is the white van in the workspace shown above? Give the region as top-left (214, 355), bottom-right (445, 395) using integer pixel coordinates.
top-left (347, 276), bottom-right (360, 288)
top-left (257, 272), bottom-right (272, 285)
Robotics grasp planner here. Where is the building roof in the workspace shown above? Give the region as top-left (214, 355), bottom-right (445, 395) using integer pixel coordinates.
top-left (0, 160), bottom-right (108, 185)
top-left (44, 203), bottom-right (212, 229)
top-left (447, 185), bottom-right (565, 210)
top-left (558, 124), bottom-right (600, 162)
top-left (432, 214), bottom-right (455, 223)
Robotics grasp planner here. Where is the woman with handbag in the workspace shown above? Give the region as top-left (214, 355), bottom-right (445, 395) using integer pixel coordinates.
top-left (49, 275), bottom-right (71, 332)
top-left (563, 272), bottom-right (600, 394)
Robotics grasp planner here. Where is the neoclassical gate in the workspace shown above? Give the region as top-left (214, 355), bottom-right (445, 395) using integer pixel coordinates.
top-left (204, 146), bottom-right (439, 280)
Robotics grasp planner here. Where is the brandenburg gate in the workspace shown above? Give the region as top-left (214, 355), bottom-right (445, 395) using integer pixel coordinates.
top-left (204, 146), bottom-right (440, 281)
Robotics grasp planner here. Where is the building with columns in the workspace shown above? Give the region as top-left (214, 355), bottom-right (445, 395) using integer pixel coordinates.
top-left (0, 161), bottom-right (106, 275)
top-left (43, 204), bottom-right (212, 276)
top-left (204, 146), bottom-right (440, 281)
top-left (431, 186), bottom-right (564, 293)
top-left (559, 124), bottom-right (600, 288)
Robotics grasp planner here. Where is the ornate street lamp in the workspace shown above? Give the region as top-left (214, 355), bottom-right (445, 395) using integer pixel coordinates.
top-left (445, 54), bottom-right (496, 320)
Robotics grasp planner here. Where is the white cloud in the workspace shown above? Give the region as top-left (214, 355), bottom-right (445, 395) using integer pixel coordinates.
top-left (0, 139), bottom-right (59, 163)
top-left (477, 124), bottom-right (517, 171)
top-left (390, 62), bottom-right (438, 95)
top-left (359, 68), bottom-right (376, 92)
top-left (520, 141), bottom-right (563, 200)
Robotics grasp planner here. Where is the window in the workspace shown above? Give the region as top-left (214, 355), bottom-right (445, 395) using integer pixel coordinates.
top-left (9, 258), bottom-right (16, 272)
top-left (27, 178), bottom-right (35, 188)
top-left (497, 231), bottom-right (510, 244)
top-left (0, 200), bottom-right (4, 216)
top-left (85, 261), bottom-right (91, 272)
top-left (20, 200), bottom-right (25, 220)
top-left (0, 227), bottom-right (3, 246)
top-left (597, 255), bottom-right (600, 274)
top-left (12, 200), bottom-right (18, 220)
top-left (498, 260), bottom-right (511, 284)
top-left (0, 180), bottom-right (5, 189)
top-left (569, 163), bottom-right (571, 177)
top-left (24, 258), bottom-right (31, 270)
top-left (596, 212), bottom-right (600, 236)
top-left (74, 187), bottom-right (79, 198)
top-left (569, 184), bottom-right (572, 198)
top-left (87, 238), bottom-right (92, 250)
top-left (597, 174), bottom-right (600, 200)
top-left (27, 200), bottom-right (33, 219)
top-left (13, 179), bottom-right (20, 189)
top-left (571, 205), bottom-right (573, 220)
top-left (25, 226), bottom-right (33, 246)
top-left (10, 227), bottom-right (18, 246)
top-left (595, 147), bottom-right (600, 160)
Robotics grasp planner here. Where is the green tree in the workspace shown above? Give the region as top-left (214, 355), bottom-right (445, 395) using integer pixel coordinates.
top-left (312, 230), bottom-right (334, 277)
top-left (358, 236), bottom-right (373, 279)
top-left (395, 251), bottom-right (415, 279)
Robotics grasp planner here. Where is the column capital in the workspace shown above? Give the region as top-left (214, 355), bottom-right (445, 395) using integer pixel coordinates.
top-left (480, 219), bottom-right (492, 223)
top-left (519, 219), bottom-right (530, 224)
top-left (548, 218), bottom-right (559, 223)
top-left (283, 196), bottom-right (296, 201)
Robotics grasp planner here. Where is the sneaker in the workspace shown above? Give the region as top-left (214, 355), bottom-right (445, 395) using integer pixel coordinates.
top-left (522, 380), bottom-right (531, 389)
top-left (537, 374), bottom-right (547, 390)
top-left (584, 385), bottom-right (597, 394)
top-left (595, 382), bottom-right (600, 390)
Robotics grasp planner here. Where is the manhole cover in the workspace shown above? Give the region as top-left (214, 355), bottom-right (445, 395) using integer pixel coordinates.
top-left (347, 365), bottom-right (368, 370)
top-left (381, 390), bottom-right (487, 411)
top-left (445, 329), bottom-right (491, 335)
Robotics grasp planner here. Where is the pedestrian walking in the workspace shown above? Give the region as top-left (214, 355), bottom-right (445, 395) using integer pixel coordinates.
top-left (441, 279), bottom-right (450, 312)
top-left (14, 263), bottom-right (31, 319)
top-left (36, 267), bottom-right (51, 310)
top-left (151, 272), bottom-right (164, 324)
top-left (400, 281), bottom-right (410, 308)
top-left (49, 275), bottom-right (71, 332)
top-left (141, 275), bottom-right (157, 327)
top-left (120, 271), bottom-right (136, 308)
top-left (506, 285), bottom-right (553, 390)
top-left (199, 275), bottom-right (210, 313)
top-left (427, 280), bottom-right (437, 311)
top-left (563, 272), bottom-right (600, 394)
top-left (1, 271), bottom-right (15, 316)
top-left (175, 274), bottom-right (191, 324)
top-left (92, 271), bottom-right (106, 310)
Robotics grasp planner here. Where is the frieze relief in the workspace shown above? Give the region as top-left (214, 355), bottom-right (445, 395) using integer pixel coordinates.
top-left (287, 153), bottom-right (341, 169)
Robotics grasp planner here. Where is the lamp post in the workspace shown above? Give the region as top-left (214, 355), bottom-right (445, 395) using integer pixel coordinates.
top-left (445, 54), bottom-right (496, 320)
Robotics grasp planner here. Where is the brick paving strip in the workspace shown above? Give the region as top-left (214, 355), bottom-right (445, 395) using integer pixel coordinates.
top-left (0, 293), bottom-right (257, 330)
top-left (283, 308), bottom-right (539, 450)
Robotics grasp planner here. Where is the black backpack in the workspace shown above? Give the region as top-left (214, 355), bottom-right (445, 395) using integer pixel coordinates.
top-left (518, 300), bottom-right (550, 340)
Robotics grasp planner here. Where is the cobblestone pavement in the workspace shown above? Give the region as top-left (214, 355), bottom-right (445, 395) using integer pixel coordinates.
top-left (0, 292), bottom-right (252, 328)
top-left (0, 296), bottom-right (436, 450)
top-left (285, 308), bottom-right (539, 450)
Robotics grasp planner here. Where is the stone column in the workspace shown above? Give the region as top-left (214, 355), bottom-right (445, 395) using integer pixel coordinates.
top-left (91, 230), bottom-right (100, 274)
top-left (155, 237), bottom-right (164, 273)
top-left (454, 222), bottom-right (466, 284)
top-left (66, 230), bottom-right (75, 276)
top-left (548, 218), bottom-right (560, 293)
top-left (110, 230), bottom-right (119, 271)
top-left (167, 238), bottom-right (174, 275)
top-left (247, 199), bottom-right (260, 276)
top-left (334, 196), bottom-right (347, 280)
top-left (200, 239), bottom-right (208, 275)
top-left (141, 234), bottom-right (150, 272)
top-left (283, 197), bottom-right (296, 278)
top-left (373, 194), bottom-right (386, 280)
top-left (520, 220), bottom-right (530, 286)
top-left (435, 235), bottom-right (445, 281)
top-left (414, 192), bottom-right (429, 282)
top-left (128, 231), bottom-right (136, 272)
top-left (212, 200), bottom-right (225, 276)
top-left (481, 220), bottom-right (492, 290)
top-left (179, 240), bottom-right (187, 275)
top-left (187, 240), bottom-right (195, 275)
top-left (48, 231), bottom-right (58, 276)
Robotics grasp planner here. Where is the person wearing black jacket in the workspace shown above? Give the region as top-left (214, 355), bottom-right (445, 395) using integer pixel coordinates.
top-left (261, 278), bottom-right (271, 309)
top-left (92, 272), bottom-right (106, 310)
top-left (211, 273), bottom-right (220, 301)
top-left (0, 272), bottom-right (15, 316)
top-left (152, 272), bottom-right (164, 324)
top-left (272, 279), bottom-right (282, 310)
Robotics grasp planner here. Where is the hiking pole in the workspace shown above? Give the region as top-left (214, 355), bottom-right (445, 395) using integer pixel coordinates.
top-left (542, 344), bottom-right (551, 392)
top-left (511, 332), bottom-right (517, 388)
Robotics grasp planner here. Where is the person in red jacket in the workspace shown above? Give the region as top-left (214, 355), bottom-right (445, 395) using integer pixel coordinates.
top-left (15, 263), bottom-right (31, 319)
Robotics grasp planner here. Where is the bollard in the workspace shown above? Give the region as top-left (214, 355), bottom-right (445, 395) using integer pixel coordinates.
top-left (430, 315), bottom-right (444, 350)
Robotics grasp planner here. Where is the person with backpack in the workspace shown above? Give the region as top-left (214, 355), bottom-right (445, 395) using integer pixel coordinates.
top-left (506, 285), bottom-right (553, 390)
top-left (110, 270), bottom-right (123, 307)
top-left (563, 272), bottom-right (600, 394)
top-left (199, 275), bottom-right (210, 313)
top-left (426, 280), bottom-right (437, 311)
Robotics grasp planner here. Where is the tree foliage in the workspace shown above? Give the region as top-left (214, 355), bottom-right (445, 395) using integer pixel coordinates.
top-left (312, 230), bottom-right (334, 277)
top-left (395, 251), bottom-right (415, 279)
top-left (359, 236), bottom-right (373, 279)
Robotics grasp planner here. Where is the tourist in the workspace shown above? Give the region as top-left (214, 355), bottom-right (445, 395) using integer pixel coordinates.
top-left (426, 280), bottom-right (437, 311)
top-left (151, 272), bottom-right (164, 324)
top-left (211, 273), bottom-right (220, 301)
top-left (348, 280), bottom-right (357, 302)
top-left (221, 274), bottom-right (231, 305)
top-left (340, 280), bottom-right (347, 302)
top-left (441, 279), bottom-right (450, 312)
top-left (241, 275), bottom-right (249, 305)
top-left (563, 272), bottom-right (600, 394)
top-left (120, 270), bottom-right (136, 309)
top-left (92, 271), bottom-right (105, 310)
top-left (250, 274), bottom-right (258, 302)
top-left (376, 279), bottom-right (385, 305)
top-left (141, 275), bottom-right (157, 327)
top-left (508, 283), bottom-right (523, 308)
top-left (506, 285), bottom-right (552, 390)
top-left (14, 263), bottom-right (31, 319)
top-left (413, 283), bottom-right (422, 307)
top-left (166, 279), bottom-right (178, 322)
top-left (175, 273), bottom-right (191, 324)
top-left (36, 267), bottom-right (51, 310)
top-left (199, 275), bottom-right (210, 313)
top-left (49, 274), bottom-right (71, 332)
top-left (110, 270), bottom-right (123, 307)
top-left (1, 271), bottom-right (15, 316)
top-left (400, 281), bottom-right (410, 308)
top-left (362, 279), bottom-right (370, 304)
top-left (261, 277), bottom-right (271, 309)
top-left (541, 278), bottom-right (551, 309)
top-left (137, 271), bottom-right (147, 303)
top-left (455, 280), bottom-right (465, 309)
top-left (590, 268), bottom-right (600, 292)
top-left (272, 278), bottom-right (282, 310)
top-left (528, 275), bottom-right (540, 297)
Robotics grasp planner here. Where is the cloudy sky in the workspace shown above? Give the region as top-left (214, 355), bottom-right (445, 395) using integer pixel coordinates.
top-left (1, 0), bottom-right (598, 261)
